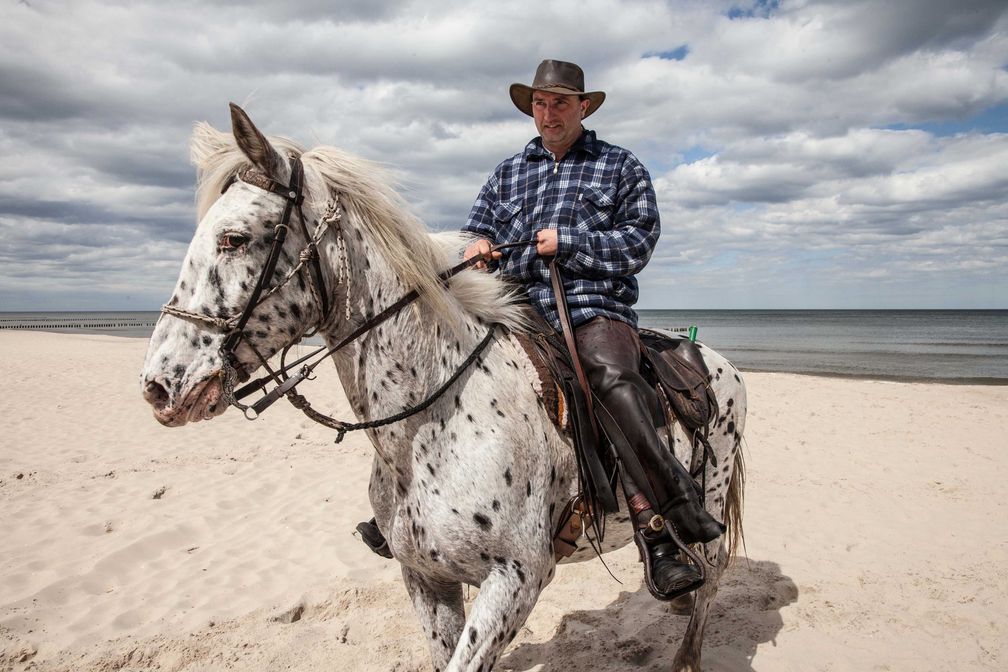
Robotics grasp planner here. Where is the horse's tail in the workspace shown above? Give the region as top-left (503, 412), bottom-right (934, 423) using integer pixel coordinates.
top-left (723, 440), bottom-right (746, 563)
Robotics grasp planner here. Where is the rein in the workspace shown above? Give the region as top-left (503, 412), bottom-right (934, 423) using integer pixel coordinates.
top-left (160, 157), bottom-right (534, 443)
top-left (225, 239), bottom-right (533, 442)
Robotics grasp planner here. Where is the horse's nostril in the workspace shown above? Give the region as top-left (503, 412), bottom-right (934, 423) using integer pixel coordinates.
top-left (143, 380), bottom-right (170, 409)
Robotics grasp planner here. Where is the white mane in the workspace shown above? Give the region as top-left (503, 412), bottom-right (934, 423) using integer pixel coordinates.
top-left (189, 123), bottom-right (529, 333)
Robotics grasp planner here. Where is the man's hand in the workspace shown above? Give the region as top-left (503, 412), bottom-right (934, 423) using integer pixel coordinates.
top-left (463, 238), bottom-right (501, 270)
top-left (536, 229), bottom-right (558, 257)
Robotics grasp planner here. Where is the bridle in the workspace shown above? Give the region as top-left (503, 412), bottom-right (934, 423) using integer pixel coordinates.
top-left (161, 154), bottom-right (533, 444)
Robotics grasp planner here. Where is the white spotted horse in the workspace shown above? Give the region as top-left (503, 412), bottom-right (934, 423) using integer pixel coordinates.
top-left (140, 104), bottom-right (746, 672)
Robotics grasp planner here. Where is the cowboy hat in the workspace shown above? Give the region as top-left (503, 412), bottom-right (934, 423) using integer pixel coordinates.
top-left (509, 59), bottom-right (606, 118)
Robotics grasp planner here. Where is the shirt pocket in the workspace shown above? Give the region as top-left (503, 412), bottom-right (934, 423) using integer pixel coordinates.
top-left (577, 185), bottom-right (617, 231)
top-left (493, 200), bottom-right (523, 229)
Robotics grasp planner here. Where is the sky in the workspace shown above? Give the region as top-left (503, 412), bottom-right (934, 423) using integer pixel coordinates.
top-left (1, 0), bottom-right (1006, 311)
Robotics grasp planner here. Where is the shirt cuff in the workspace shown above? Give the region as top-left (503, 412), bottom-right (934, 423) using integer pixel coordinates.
top-left (554, 225), bottom-right (582, 264)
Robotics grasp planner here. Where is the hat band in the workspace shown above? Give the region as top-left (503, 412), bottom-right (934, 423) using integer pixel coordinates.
top-left (535, 83), bottom-right (582, 93)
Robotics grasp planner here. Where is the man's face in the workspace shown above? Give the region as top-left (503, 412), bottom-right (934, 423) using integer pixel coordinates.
top-left (532, 91), bottom-right (589, 156)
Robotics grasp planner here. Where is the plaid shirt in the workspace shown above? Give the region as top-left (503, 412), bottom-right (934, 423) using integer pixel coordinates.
top-left (463, 129), bottom-right (660, 330)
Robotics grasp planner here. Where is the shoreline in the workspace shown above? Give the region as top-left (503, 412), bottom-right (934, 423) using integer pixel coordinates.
top-left (736, 366), bottom-right (1008, 386)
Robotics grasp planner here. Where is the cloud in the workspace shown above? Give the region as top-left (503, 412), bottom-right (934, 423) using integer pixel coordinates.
top-left (0, 0), bottom-right (1006, 310)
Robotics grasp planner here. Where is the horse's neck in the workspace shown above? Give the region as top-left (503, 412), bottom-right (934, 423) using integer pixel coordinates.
top-left (318, 222), bottom-right (483, 452)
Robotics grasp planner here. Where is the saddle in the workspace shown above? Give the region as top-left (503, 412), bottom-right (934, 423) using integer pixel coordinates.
top-left (513, 312), bottom-right (719, 559)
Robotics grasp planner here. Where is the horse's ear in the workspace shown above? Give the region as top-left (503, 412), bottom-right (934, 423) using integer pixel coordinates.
top-left (229, 103), bottom-right (283, 176)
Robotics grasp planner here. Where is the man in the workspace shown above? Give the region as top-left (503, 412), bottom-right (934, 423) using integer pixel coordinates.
top-left (462, 59), bottom-right (723, 598)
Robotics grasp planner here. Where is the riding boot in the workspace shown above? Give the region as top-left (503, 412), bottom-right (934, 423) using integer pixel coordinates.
top-left (574, 317), bottom-right (724, 577)
top-left (625, 488), bottom-right (703, 600)
top-left (356, 517), bottom-right (392, 559)
top-left (655, 449), bottom-right (725, 545)
top-left (589, 369), bottom-right (724, 545)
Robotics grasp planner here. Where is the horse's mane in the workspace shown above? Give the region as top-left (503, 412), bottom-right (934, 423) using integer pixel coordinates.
top-left (189, 122), bottom-right (528, 333)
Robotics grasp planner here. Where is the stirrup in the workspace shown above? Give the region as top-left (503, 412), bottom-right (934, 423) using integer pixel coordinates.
top-left (356, 518), bottom-right (393, 559)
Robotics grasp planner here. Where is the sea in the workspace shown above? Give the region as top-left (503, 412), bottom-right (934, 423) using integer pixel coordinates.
top-left (2, 309), bottom-right (1006, 384)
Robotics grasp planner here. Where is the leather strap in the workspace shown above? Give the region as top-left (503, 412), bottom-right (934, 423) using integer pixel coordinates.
top-left (548, 258), bottom-right (596, 430)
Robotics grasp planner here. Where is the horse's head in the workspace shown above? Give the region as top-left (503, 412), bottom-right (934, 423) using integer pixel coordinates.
top-left (141, 104), bottom-right (326, 426)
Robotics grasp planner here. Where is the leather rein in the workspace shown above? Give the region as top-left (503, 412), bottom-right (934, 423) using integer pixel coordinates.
top-left (161, 155), bottom-right (532, 443)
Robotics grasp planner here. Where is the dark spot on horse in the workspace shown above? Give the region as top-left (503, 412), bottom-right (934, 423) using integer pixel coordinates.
top-left (469, 627), bottom-right (477, 645)
top-left (190, 337), bottom-right (199, 348)
top-left (492, 500), bottom-right (500, 511)
top-left (494, 556), bottom-right (505, 564)
top-left (430, 549), bottom-right (439, 561)
top-left (467, 414), bottom-right (474, 422)
top-left (255, 330), bottom-right (267, 339)
top-left (257, 314), bottom-right (269, 323)
top-left (454, 395), bottom-right (461, 409)
top-left (550, 466), bottom-right (556, 484)
top-left (179, 280), bottom-right (187, 291)
top-left (427, 463), bottom-right (435, 476)
top-left (173, 365), bottom-right (185, 378)
top-left (726, 398), bottom-right (734, 407)
top-left (473, 513), bottom-right (491, 531)
top-left (480, 551), bottom-right (489, 561)
top-left (202, 335), bottom-right (212, 346)
top-left (727, 421), bottom-right (735, 434)
top-left (504, 469), bottom-right (512, 486)
top-left (496, 409), bottom-right (505, 417)
top-left (526, 481), bottom-right (531, 497)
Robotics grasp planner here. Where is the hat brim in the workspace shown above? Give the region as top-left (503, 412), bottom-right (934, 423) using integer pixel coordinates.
top-left (509, 83), bottom-right (606, 119)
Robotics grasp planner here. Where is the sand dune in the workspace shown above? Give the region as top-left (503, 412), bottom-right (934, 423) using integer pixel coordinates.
top-left (1, 332), bottom-right (1005, 671)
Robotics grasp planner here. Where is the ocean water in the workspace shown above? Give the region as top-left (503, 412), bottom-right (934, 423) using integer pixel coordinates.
top-left (638, 309), bottom-right (1008, 384)
top-left (2, 309), bottom-right (1006, 384)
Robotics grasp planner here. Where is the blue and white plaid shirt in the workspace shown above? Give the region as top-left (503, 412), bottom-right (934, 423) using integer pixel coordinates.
top-left (463, 129), bottom-right (660, 330)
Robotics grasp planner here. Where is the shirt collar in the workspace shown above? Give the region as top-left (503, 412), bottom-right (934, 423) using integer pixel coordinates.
top-left (523, 128), bottom-right (599, 160)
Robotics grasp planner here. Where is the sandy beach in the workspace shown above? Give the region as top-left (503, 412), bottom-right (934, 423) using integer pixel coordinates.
top-left (1, 331), bottom-right (1005, 671)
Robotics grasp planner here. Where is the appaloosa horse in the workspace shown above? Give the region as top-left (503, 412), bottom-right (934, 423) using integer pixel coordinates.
top-left (140, 104), bottom-right (746, 672)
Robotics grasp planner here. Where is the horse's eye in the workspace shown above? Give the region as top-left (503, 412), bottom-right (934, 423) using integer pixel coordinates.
top-left (219, 233), bottom-right (250, 251)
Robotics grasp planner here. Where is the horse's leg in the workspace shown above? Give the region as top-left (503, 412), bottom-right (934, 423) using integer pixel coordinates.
top-left (401, 566), bottom-right (466, 672)
top-left (445, 554), bottom-right (549, 672)
top-left (672, 539), bottom-right (728, 672)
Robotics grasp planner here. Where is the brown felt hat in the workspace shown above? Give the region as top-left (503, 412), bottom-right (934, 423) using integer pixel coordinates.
top-left (509, 59), bottom-right (606, 118)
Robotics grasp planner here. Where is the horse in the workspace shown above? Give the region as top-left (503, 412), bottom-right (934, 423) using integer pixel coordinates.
top-left (140, 104), bottom-right (747, 672)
